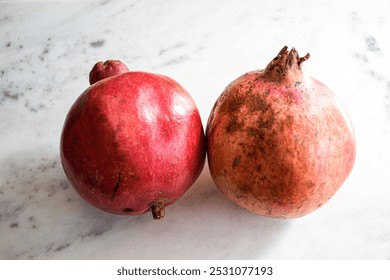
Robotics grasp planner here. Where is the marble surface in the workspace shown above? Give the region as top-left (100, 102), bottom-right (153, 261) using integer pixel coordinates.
top-left (1, 0), bottom-right (390, 260)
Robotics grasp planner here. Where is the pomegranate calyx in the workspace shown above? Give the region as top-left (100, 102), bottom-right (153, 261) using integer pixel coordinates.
top-left (89, 60), bottom-right (129, 85)
top-left (263, 46), bottom-right (310, 83)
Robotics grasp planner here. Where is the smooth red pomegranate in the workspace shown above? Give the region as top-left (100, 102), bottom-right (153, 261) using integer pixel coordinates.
top-left (206, 46), bottom-right (356, 218)
top-left (60, 60), bottom-right (205, 219)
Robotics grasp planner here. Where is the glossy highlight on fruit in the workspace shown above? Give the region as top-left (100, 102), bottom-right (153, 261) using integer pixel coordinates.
top-left (60, 60), bottom-right (205, 219)
top-left (206, 46), bottom-right (356, 218)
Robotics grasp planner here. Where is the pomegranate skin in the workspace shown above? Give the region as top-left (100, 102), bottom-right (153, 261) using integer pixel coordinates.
top-left (60, 61), bottom-right (205, 219)
top-left (206, 47), bottom-right (356, 218)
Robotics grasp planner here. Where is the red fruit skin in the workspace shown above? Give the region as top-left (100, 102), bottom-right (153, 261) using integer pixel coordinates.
top-left (60, 70), bottom-right (205, 217)
top-left (206, 48), bottom-right (356, 218)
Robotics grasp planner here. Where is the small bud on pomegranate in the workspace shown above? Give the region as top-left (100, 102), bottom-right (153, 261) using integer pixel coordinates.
top-left (206, 47), bottom-right (356, 218)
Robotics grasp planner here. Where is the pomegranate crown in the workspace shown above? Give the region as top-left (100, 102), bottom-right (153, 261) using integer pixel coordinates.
top-left (263, 46), bottom-right (310, 83)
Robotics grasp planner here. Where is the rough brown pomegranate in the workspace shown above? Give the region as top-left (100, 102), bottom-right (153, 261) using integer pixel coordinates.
top-left (60, 60), bottom-right (205, 219)
top-left (206, 46), bottom-right (356, 218)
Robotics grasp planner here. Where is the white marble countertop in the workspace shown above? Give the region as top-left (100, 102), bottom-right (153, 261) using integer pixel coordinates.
top-left (1, 0), bottom-right (390, 260)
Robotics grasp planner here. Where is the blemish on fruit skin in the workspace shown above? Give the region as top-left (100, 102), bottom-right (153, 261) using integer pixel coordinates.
top-left (232, 156), bottom-right (241, 168)
top-left (222, 80), bottom-right (273, 135)
top-left (218, 90), bottom-right (244, 115)
top-left (110, 173), bottom-right (121, 201)
top-left (99, 114), bottom-right (108, 122)
top-left (306, 180), bottom-right (315, 189)
top-left (226, 118), bottom-right (243, 133)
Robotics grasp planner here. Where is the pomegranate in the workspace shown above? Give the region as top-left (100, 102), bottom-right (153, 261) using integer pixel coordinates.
top-left (206, 46), bottom-right (356, 218)
top-left (60, 60), bottom-right (205, 219)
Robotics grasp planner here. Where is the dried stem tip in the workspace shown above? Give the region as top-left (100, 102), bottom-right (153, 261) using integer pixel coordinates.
top-left (263, 46), bottom-right (310, 83)
top-left (151, 201), bottom-right (165, 220)
top-left (272, 46), bottom-right (310, 68)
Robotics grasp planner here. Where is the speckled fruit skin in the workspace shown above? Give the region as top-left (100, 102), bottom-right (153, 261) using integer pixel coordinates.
top-left (60, 60), bottom-right (205, 219)
top-left (206, 47), bottom-right (356, 218)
